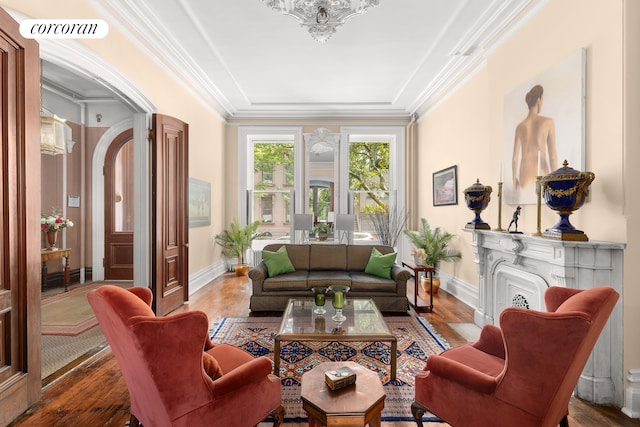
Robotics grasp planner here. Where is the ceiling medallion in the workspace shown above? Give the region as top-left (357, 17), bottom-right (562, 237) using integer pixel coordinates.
top-left (263, 0), bottom-right (379, 43)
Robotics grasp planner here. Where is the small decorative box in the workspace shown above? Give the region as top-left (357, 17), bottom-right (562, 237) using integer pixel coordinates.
top-left (324, 366), bottom-right (357, 390)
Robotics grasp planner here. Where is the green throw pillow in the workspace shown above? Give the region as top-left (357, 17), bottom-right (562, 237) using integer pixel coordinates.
top-left (364, 248), bottom-right (397, 279)
top-left (262, 245), bottom-right (295, 277)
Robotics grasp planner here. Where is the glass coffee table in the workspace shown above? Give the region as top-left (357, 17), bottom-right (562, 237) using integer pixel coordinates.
top-left (273, 298), bottom-right (398, 380)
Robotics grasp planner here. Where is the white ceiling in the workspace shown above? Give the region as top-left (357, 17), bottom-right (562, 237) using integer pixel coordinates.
top-left (44, 0), bottom-right (544, 120)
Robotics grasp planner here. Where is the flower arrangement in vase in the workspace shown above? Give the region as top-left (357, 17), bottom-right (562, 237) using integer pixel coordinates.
top-left (41, 207), bottom-right (74, 250)
top-left (410, 248), bottom-right (427, 265)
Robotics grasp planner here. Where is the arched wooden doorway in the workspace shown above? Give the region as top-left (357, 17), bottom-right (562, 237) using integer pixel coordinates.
top-left (104, 129), bottom-right (134, 280)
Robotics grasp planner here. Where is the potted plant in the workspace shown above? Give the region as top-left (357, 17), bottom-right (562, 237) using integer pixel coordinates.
top-left (369, 207), bottom-right (409, 248)
top-left (313, 222), bottom-right (331, 241)
top-left (214, 217), bottom-right (267, 276)
top-left (403, 218), bottom-right (462, 293)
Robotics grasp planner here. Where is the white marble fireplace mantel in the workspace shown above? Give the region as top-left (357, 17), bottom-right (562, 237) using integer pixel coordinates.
top-left (467, 229), bottom-right (625, 407)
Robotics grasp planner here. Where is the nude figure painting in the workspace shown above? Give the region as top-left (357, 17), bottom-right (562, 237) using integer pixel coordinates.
top-left (503, 49), bottom-right (585, 205)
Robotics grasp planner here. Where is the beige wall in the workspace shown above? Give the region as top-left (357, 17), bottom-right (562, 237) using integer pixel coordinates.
top-left (416, 0), bottom-right (639, 404)
top-left (623, 0), bottom-right (640, 407)
top-left (416, 67), bottom-right (491, 285)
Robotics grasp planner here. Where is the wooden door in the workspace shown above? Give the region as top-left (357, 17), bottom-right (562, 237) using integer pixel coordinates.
top-left (104, 129), bottom-right (134, 280)
top-left (151, 114), bottom-right (189, 315)
top-left (0, 8), bottom-right (42, 425)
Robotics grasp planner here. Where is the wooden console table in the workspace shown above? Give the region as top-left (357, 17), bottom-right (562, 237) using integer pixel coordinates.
top-left (402, 261), bottom-right (434, 313)
top-left (41, 248), bottom-right (71, 292)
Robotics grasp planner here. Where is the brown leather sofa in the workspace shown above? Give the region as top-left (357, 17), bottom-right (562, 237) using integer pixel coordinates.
top-left (249, 244), bottom-right (411, 313)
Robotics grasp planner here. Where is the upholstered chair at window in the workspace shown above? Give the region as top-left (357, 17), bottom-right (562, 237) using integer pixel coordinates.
top-left (411, 286), bottom-right (619, 427)
top-left (293, 213), bottom-right (314, 243)
top-left (87, 285), bottom-right (284, 427)
top-left (335, 214), bottom-right (355, 244)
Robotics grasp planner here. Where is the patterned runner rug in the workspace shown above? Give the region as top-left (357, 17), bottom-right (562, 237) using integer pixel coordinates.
top-left (209, 315), bottom-right (448, 423)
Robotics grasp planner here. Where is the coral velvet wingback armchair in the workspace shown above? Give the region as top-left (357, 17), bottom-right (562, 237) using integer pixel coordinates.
top-left (87, 285), bottom-right (284, 427)
top-left (412, 286), bottom-right (619, 427)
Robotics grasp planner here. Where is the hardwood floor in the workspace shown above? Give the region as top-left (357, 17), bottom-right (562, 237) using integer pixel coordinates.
top-left (10, 273), bottom-right (639, 426)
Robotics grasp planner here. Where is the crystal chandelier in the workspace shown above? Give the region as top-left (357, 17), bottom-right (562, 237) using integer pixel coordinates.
top-left (263, 0), bottom-right (379, 43)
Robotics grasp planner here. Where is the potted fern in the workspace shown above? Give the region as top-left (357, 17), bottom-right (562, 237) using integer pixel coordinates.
top-left (403, 218), bottom-right (462, 293)
top-left (215, 217), bottom-right (267, 276)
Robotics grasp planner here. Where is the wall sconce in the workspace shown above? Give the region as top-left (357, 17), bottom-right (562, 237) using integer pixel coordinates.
top-left (96, 113), bottom-right (102, 123)
top-left (40, 114), bottom-right (67, 155)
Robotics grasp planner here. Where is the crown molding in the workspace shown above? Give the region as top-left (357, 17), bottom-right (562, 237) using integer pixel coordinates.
top-left (85, 0), bottom-right (544, 121)
top-left (410, 0), bottom-right (542, 118)
top-left (88, 0), bottom-right (232, 121)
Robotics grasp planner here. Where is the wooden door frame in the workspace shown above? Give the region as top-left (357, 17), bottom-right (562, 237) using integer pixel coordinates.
top-left (151, 113), bottom-right (189, 315)
top-left (104, 129), bottom-right (135, 281)
top-left (0, 8), bottom-right (42, 424)
top-left (91, 116), bottom-right (151, 286)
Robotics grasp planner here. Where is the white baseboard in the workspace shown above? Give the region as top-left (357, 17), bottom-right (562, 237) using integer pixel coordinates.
top-left (623, 369), bottom-right (640, 418)
top-left (440, 272), bottom-right (478, 310)
top-left (188, 261), bottom-right (227, 296)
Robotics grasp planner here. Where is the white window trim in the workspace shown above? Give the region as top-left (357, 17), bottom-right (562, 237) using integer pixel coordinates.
top-left (339, 126), bottom-right (406, 216)
top-left (238, 127), bottom-right (303, 225)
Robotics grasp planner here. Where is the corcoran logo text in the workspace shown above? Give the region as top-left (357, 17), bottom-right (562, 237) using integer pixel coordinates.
top-left (20, 19), bottom-right (109, 39)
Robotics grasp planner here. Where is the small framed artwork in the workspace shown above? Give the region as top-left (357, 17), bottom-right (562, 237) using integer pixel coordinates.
top-left (189, 178), bottom-right (211, 227)
top-left (433, 165), bottom-right (458, 206)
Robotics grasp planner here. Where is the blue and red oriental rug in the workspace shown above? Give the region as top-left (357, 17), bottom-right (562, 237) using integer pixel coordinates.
top-left (209, 315), bottom-right (447, 423)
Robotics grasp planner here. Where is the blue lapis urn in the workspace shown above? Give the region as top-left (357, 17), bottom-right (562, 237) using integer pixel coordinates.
top-left (540, 160), bottom-right (595, 241)
top-left (464, 179), bottom-right (492, 230)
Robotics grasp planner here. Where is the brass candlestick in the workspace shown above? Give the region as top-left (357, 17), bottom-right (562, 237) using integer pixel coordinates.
top-left (533, 176), bottom-right (542, 236)
top-left (494, 182), bottom-right (504, 231)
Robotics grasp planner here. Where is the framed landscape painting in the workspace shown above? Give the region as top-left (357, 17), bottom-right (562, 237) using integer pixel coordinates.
top-left (189, 178), bottom-right (211, 227)
top-left (433, 165), bottom-right (458, 206)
